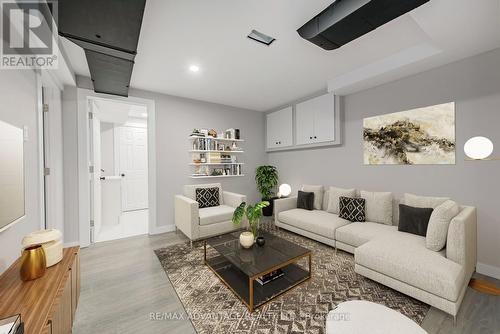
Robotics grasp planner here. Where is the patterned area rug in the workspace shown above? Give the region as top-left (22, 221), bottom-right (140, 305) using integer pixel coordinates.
top-left (155, 228), bottom-right (429, 334)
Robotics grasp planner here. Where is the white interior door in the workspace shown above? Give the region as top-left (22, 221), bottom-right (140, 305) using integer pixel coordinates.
top-left (89, 114), bottom-right (102, 239)
top-left (118, 126), bottom-right (148, 211)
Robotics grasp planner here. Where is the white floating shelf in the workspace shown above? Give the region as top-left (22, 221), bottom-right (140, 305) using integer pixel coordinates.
top-left (189, 150), bottom-right (244, 153)
top-left (189, 163), bottom-right (244, 166)
top-left (190, 174), bottom-right (245, 179)
top-left (189, 136), bottom-right (244, 142)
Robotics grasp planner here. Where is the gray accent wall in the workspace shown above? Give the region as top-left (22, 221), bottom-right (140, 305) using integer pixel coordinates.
top-left (268, 48), bottom-right (500, 275)
top-left (129, 88), bottom-right (267, 230)
top-left (62, 82), bottom-right (267, 243)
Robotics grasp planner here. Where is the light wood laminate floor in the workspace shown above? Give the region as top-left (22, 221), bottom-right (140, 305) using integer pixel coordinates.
top-left (74, 231), bottom-right (499, 334)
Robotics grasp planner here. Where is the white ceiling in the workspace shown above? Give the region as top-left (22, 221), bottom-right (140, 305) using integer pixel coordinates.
top-left (61, 0), bottom-right (500, 111)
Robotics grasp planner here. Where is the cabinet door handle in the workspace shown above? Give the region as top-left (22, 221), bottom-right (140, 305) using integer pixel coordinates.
top-left (314, 136), bottom-right (317, 139)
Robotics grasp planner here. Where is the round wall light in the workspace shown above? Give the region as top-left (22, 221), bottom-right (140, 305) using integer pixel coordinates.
top-left (464, 136), bottom-right (494, 160)
top-left (278, 184), bottom-right (292, 197)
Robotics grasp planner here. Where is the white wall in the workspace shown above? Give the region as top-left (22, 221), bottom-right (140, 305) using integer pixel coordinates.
top-left (268, 47), bottom-right (500, 278)
top-left (0, 71), bottom-right (42, 274)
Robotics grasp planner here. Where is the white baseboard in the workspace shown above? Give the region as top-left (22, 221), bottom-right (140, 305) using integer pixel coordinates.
top-left (64, 241), bottom-right (80, 248)
top-left (150, 225), bottom-right (176, 235)
top-left (476, 262), bottom-right (500, 280)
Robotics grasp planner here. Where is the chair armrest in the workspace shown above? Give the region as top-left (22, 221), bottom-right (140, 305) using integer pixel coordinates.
top-left (274, 197), bottom-right (297, 224)
top-left (447, 206), bottom-right (477, 278)
top-left (175, 195), bottom-right (199, 240)
top-left (223, 191), bottom-right (246, 208)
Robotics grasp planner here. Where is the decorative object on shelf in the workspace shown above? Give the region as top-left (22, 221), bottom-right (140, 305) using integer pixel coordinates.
top-left (21, 229), bottom-right (63, 267)
top-left (239, 231), bottom-right (254, 248)
top-left (208, 129), bottom-right (217, 138)
top-left (235, 129), bottom-right (240, 139)
top-left (255, 165), bottom-right (279, 216)
top-left (0, 314), bottom-right (23, 334)
top-left (278, 183), bottom-right (292, 198)
top-left (232, 201), bottom-right (270, 240)
top-left (363, 102), bottom-right (455, 165)
top-left (464, 136), bottom-right (497, 160)
top-left (19, 245), bottom-right (46, 281)
top-left (256, 236), bottom-right (265, 247)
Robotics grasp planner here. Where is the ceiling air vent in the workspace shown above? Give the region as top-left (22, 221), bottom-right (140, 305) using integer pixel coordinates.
top-left (247, 30), bottom-right (276, 46)
top-left (297, 0), bottom-right (430, 50)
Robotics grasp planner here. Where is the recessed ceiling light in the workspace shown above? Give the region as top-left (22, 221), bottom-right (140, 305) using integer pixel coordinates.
top-left (247, 29), bottom-right (276, 46)
top-left (189, 65), bottom-right (200, 72)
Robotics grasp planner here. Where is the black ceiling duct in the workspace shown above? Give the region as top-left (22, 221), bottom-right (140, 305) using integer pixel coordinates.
top-left (297, 0), bottom-right (430, 51)
top-left (56, 0), bottom-right (146, 96)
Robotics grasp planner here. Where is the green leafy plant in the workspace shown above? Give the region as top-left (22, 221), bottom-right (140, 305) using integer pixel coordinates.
top-left (255, 165), bottom-right (279, 199)
top-left (232, 201), bottom-right (270, 237)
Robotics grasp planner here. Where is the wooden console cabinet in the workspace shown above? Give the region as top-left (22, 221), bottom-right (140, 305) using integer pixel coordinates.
top-left (0, 247), bottom-right (80, 334)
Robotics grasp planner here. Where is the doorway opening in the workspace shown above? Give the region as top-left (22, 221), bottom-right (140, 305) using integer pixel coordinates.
top-left (88, 98), bottom-right (149, 243)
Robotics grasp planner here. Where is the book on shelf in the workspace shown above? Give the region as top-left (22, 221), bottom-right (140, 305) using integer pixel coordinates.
top-left (256, 269), bottom-right (284, 285)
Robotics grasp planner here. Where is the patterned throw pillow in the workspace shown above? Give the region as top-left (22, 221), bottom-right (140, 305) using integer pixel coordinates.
top-left (196, 187), bottom-right (220, 208)
top-left (339, 196), bottom-right (366, 222)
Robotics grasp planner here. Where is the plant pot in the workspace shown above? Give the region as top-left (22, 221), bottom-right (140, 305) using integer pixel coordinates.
top-left (262, 197), bottom-right (277, 217)
top-left (239, 232), bottom-right (254, 248)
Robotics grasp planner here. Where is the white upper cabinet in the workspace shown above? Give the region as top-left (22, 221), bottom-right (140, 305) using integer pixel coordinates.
top-left (266, 106), bottom-right (293, 149)
top-left (296, 92), bottom-right (335, 145)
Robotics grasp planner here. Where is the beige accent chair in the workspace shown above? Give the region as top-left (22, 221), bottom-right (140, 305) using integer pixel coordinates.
top-left (175, 183), bottom-right (246, 245)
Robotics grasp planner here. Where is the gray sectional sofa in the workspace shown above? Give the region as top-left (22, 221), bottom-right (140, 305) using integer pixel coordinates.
top-left (274, 187), bottom-right (477, 319)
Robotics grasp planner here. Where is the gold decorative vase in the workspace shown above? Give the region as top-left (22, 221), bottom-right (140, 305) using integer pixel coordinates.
top-left (20, 245), bottom-right (47, 281)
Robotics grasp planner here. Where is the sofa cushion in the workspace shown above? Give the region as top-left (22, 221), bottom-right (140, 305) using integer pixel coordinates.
top-left (199, 205), bottom-right (235, 226)
top-left (403, 193), bottom-right (449, 209)
top-left (336, 222), bottom-right (398, 248)
top-left (398, 204), bottom-right (433, 237)
top-left (297, 191), bottom-right (314, 210)
top-left (301, 185), bottom-right (324, 210)
top-left (184, 183), bottom-right (223, 204)
top-left (278, 209), bottom-right (349, 240)
top-left (360, 190), bottom-right (393, 225)
top-left (327, 186), bottom-right (356, 214)
top-left (426, 200), bottom-right (460, 251)
top-left (355, 235), bottom-right (465, 302)
top-left (196, 187), bottom-right (220, 208)
top-left (339, 196), bottom-right (366, 222)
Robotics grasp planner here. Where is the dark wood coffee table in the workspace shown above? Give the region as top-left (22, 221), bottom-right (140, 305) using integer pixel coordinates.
top-left (203, 231), bottom-right (312, 312)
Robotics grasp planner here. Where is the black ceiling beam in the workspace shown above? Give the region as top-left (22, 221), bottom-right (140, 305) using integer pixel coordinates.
top-left (56, 0), bottom-right (146, 96)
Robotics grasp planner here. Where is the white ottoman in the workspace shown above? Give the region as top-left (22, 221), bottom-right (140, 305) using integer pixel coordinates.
top-left (326, 301), bottom-right (427, 334)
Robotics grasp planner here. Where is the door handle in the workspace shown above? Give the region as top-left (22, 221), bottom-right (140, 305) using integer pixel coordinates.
top-left (314, 136), bottom-right (317, 139)
top-left (121, 173), bottom-right (125, 177)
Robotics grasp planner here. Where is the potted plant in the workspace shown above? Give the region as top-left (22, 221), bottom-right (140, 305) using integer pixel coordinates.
top-left (255, 165), bottom-right (279, 216)
top-left (232, 201), bottom-right (269, 248)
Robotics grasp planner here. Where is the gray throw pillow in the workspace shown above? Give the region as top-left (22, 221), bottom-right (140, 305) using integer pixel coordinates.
top-left (426, 200), bottom-right (460, 251)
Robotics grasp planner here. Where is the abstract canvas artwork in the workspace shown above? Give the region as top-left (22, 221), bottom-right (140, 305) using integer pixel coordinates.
top-left (363, 102), bottom-right (455, 165)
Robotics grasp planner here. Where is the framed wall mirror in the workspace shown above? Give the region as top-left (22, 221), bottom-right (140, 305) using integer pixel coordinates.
top-left (0, 120), bottom-right (25, 231)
